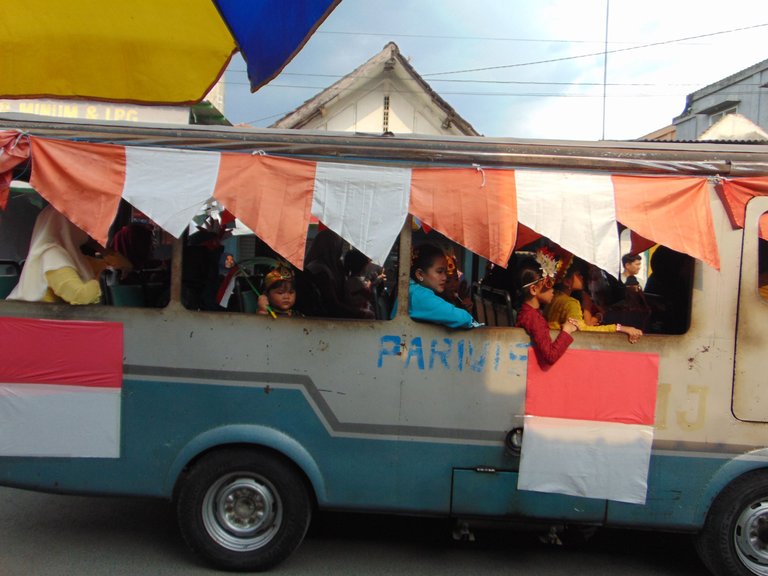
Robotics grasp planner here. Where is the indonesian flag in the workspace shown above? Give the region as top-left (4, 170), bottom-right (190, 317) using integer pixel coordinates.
top-left (216, 267), bottom-right (239, 308)
top-left (0, 317), bottom-right (122, 458)
top-left (518, 349), bottom-right (659, 504)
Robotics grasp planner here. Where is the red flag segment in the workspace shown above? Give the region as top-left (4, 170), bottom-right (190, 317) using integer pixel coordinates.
top-left (524, 349), bottom-right (659, 426)
top-left (0, 316), bottom-right (122, 388)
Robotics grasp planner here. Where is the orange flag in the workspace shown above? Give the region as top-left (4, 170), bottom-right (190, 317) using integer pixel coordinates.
top-left (29, 137), bottom-right (125, 246)
top-left (720, 177), bottom-right (768, 240)
top-left (612, 175), bottom-right (719, 270)
top-left (410, 167), bottom-right (517, 266)
top-left (214, 154), bottom-right (316, 269)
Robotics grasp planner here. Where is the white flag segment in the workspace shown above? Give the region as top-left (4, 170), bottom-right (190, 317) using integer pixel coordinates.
top-left (0, 384), bottom-right (121, 458)
top-left (518, 415), bottom-right (654, 504)
top-left (312, 162), bottom-right (412, 265)
top-left (122, 147), bottom-right (221, 238)
top-left (515, 169), bottom-right (621, 277)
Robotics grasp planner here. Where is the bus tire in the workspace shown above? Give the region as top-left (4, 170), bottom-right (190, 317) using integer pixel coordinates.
top-left (176, 447), bottom-right (312, 571)
top-left (695, 469), bottom-right (768, 576)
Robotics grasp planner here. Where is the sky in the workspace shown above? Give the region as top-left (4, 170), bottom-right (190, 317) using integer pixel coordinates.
top-left (221, 0), bottom-right (768, 141)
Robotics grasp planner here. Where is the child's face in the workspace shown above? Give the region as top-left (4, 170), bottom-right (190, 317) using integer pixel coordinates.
top-left (267, 283), bottom-right (296, 311)
top-left (532, 277), bottom-right (555, 305)
top-left (418, 256), bottom-right (448, 294)
top-left (572, 271), bottom-right (584, 290)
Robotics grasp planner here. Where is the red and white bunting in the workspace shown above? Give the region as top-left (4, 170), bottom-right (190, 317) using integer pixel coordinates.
top-left (17, 133), bottom-right (725, 271)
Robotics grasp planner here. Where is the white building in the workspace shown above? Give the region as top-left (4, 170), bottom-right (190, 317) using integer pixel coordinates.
top-left (271, 42), bottom-right (479, 136)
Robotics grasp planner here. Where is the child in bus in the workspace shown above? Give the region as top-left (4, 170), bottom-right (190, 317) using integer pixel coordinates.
top-left (441, 252), bottom-right (473, 313)
top-left (258, 265), bottom-right (299, 317)
top-left (515, 251), bottom-right (579, 366)
top-left (546, 256), bottom-right (643, 344)
top-left (409, 243), bottom-right (477, 329)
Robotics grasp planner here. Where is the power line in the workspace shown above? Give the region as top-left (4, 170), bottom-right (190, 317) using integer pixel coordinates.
top-left (221, 78), bottom-right (767, 98)
top-left (422, 22), bottom-right (768, 77)
top-left (315, 30), bottom-right (694, 45)
top-left (228, 83), bottom-right (723, 98)
top-left (222, 75), bottom-right (724, 88)
top-left (245, 111), bottom-right (292, 125)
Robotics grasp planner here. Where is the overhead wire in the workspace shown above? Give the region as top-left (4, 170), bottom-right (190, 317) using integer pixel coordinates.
top-left (421, 22), bottom-right (768, 77)
top-left (232, 21), bottom-right (768, 126)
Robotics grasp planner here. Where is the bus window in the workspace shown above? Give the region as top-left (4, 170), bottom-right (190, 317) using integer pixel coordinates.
top-left (0, 184), bottom-right (43, 299)
top-left (302, 227), bottom-right (398, 320)
top-left (0, 191), bottom-right (171, 308)
top-left (105, 204), bottom-right (172, 308)
top-left (186, 222), bottom-right (399, 320)
top-left (473, 232), bottom-right (695, 336)
top-left (759, 213), bottom-right (768, 300)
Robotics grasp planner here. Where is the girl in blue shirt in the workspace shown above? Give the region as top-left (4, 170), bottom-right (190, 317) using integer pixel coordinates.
top-left (409, 243), bottom-right (475, 329)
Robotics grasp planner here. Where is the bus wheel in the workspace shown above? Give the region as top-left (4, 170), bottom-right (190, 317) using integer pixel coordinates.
top-left (695, 469), bottom-right (768, 576)
top-left (176, 448), bottom-right (312, 571)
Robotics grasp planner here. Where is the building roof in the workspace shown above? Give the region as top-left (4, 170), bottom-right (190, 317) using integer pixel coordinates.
top-left (270, 42), bottom-right (480, 136)
top-left (699, 113), bottom-right (768, 141)
top-left (674, 57), bottom-right (768, 121)
top-left (637, 124), bottom-right (676, 141)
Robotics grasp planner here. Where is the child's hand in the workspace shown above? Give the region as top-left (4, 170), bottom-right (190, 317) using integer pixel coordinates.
top-left (562, 318), bottom-right (580, 334)
top-left (257, 294), bottom-right (269, 315)
top-left (619, 325), bottom-right (643, 343)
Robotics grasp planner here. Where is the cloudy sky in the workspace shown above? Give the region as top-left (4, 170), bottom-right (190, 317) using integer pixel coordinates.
top-left (222, 0), bottom-right (768, 140)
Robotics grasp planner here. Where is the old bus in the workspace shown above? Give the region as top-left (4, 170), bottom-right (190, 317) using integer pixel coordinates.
top-left (1, 116), bottom-right (768, 576)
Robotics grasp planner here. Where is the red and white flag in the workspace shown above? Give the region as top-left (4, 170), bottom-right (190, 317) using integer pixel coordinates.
top-left (0, 317), bottom-right (122, 458)
top-left (518, 349), bottom-right (659, 504)
top-left (216, 267), bottom-right (239, 308)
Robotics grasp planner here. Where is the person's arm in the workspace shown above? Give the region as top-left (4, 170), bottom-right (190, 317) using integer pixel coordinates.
top-left (409, 283), bottom-right (474, 328)
top-left (560, 296), bottom-right (642, 342)
top-left (257, 294), bottom-right (270, 315)
top-left (45, 268), bottom-right (101, 304)
top-left (518, 306), bottom-right (573, 365)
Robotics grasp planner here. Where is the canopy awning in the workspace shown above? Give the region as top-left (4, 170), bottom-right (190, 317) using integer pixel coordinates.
top-left (0, 0), bottom-right (340, 105)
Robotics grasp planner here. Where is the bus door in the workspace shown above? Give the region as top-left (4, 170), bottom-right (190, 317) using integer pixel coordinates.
top-left (733, 195), bottom-right (768, 421)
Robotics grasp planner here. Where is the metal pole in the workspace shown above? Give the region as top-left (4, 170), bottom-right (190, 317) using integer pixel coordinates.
top-left (601, 0), bottom-right (610, 140)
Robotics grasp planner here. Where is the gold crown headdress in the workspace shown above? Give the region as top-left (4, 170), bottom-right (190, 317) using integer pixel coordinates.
top-left (264, 265), bottom-right (294, 290)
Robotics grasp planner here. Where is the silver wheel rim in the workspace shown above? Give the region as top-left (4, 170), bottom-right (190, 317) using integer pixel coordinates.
top-left (735, 500), bottom-right (768, 575)
top-left (202, 472), bottom-right (282, 551)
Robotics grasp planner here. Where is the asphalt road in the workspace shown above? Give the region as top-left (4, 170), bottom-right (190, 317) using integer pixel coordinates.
top-left (0, 486), bottom-right (709, 576)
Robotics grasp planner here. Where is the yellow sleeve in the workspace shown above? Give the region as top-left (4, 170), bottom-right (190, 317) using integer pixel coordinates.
top-left (546, 293), bottom-right (585, 329)
top-left (547, 291), bottom-right (618, 333)
top-left (578, 321), bottom-right (618, 333)
top-left (45, 267), bottom-right (101, 305)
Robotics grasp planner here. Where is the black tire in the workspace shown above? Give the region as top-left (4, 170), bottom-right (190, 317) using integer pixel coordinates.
top-left (695, 469), bottom-right (768, 576)
top-left (176, 447), bottom-right (312, 572)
